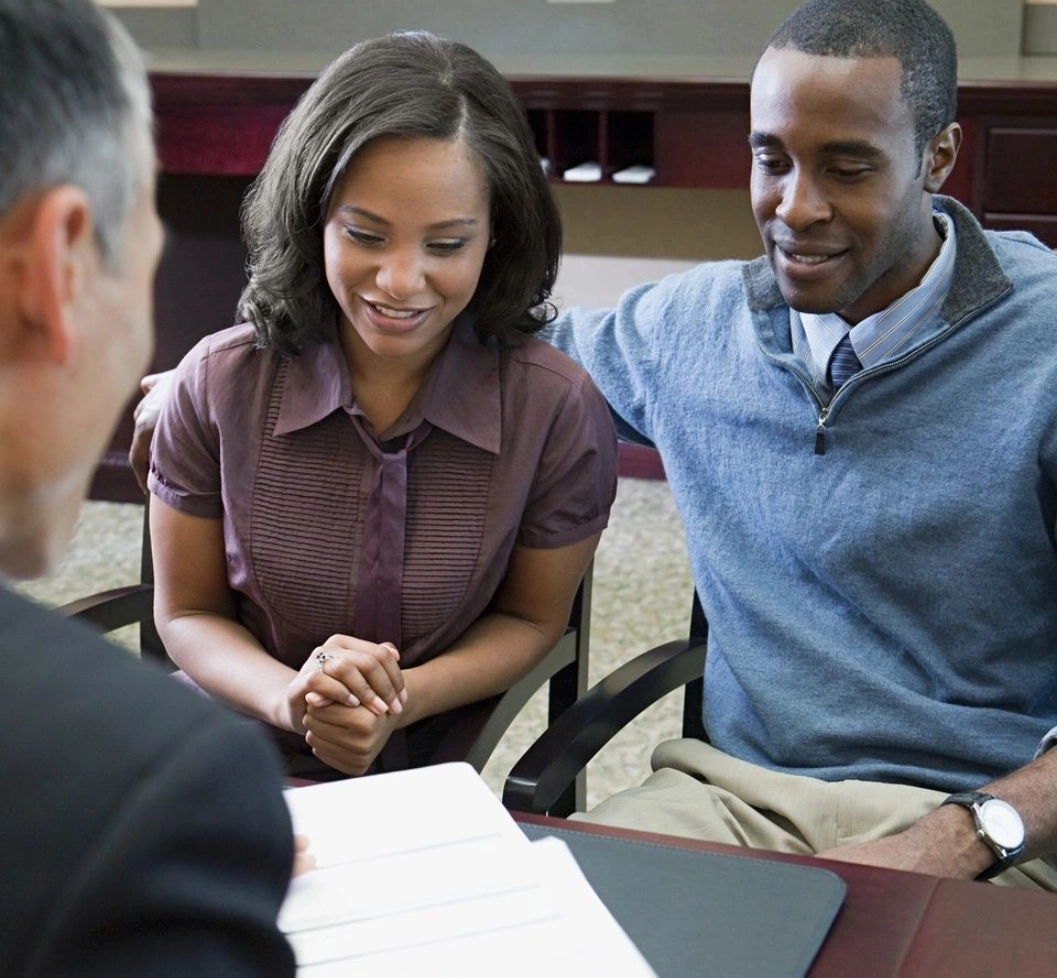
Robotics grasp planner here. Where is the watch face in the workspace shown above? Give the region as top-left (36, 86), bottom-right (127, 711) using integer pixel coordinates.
top-left (979, 798), bottom-right (1025, 849)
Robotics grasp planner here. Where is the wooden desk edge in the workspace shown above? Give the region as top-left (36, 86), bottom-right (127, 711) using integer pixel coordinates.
top-left (514, 812), bottom-right (1057, 978)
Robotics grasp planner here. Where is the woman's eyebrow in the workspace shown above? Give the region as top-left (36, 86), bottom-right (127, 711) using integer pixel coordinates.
top-left (336, 205), bottom-right (481, 231)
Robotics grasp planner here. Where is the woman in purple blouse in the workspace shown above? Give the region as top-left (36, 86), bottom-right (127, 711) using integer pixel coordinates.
top-left (146, 32), bottom-right (618, 778)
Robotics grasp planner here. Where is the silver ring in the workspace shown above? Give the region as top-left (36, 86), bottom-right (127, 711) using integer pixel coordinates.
top-left (315, 650), bottom-right (331, 672)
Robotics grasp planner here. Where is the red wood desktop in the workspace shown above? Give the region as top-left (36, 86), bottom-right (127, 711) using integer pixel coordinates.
top-left (516, 813), bottom-right (1057, 978)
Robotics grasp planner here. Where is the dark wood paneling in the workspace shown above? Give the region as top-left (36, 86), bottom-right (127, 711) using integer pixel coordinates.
top-left (616, 444), bottom-right (666, 481)
top-left (152, 72), bottom-right (312, 176)
top-left (654, 109), bottom-right (750, 189)
top-left (981, 126), bottom-right (1057, 214)
top-left (96, 172), bottom-right (254, 502)
top-left (981, 213), bottom-right (1057, 241)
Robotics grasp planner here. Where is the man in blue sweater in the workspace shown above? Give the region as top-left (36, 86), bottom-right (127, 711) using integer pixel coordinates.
top-left (551, 0), bottom-right (1057, 888)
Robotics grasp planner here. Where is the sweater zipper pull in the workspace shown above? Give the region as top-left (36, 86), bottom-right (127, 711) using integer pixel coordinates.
top-left (815, 407), bottom-right (829, 455)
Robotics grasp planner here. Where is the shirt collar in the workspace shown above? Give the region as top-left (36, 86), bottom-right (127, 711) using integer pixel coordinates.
top-left (272, 335), bottom-right (349, 437)
top-left (272, 314), bottom-right (502, 455)
top-left (792, 210), bottom-right (958, 386)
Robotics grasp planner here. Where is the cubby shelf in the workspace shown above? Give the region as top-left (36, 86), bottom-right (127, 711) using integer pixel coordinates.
top-left (148, 72), bottom-right (755, 190)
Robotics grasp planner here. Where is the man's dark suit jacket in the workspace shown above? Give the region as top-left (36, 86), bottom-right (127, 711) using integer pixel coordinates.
top-left (0, 587), bottom-right (296, 977)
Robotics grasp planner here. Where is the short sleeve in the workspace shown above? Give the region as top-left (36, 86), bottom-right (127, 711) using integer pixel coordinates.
top-left (147, 336), bottom-right (223, 519)
top-left (517, 369), bottom-right (618, 549)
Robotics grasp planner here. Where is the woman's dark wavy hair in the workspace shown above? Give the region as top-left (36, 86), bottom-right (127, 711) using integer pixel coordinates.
top-left (238, 31), bottom-right (561, 354)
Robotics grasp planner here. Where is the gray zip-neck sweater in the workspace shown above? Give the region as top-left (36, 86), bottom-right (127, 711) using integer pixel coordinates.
top-left (551, 196), bottom-right (1057, 790)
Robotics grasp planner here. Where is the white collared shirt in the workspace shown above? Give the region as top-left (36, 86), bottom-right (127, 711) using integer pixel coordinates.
top-left (791, 212), bottom-right (957, 393)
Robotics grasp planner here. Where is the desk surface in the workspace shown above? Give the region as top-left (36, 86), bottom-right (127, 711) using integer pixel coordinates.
top-left (516, 813), bottom-right (1057, 978)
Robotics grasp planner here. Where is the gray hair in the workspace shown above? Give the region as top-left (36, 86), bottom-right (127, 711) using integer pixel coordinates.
top-left (0, 0), bottom-right (152, 264)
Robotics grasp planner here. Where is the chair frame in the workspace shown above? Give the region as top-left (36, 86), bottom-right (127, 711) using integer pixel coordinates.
top-left (59, 501), bottom-right (591, 815)
top-left (502, 592), bottom-right (708, 817)
top-left (60, 502), bottom-right (168, 665)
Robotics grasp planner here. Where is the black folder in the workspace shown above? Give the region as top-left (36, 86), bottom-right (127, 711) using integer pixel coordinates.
top-left (521, 823), bottom-right (846, 978)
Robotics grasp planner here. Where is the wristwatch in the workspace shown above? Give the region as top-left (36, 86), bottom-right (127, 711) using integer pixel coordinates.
top-left (940, 790), bottom-right (1025, 880)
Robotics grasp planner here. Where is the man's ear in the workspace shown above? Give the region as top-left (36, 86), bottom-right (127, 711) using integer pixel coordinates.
top-left (4, 185), bottom-right (97, 366)
top-left (922, 122), bottom-right (962, 195)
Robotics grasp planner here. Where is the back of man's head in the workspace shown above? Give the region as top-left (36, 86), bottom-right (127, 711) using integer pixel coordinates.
top-left (766, 0), bottom-right (957, 157)
top-left (0, 0), bottom-right (158, 579)
top-left (0, 0), bottom-right (150, 261)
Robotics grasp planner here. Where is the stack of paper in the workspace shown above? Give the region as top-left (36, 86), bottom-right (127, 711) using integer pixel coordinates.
top-left (281, 762), bottom-right (657, 978)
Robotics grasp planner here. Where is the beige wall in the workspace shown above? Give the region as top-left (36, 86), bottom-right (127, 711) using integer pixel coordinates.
top-left (1022, 0), bottom-right (1057, 53)
top-left (553, 186), bottom-right (759, 263)
top-left (100, 1), bottom-right (196, 6)
top-left (111, 0), bottom-right (1030, 59)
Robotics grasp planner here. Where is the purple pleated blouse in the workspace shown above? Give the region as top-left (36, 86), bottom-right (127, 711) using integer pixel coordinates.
top-left (148, 317), bottom-right (617, 675)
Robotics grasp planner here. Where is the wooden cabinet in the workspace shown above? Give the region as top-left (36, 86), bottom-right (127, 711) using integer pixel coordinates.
top-left (959, 82), bottom-right (1057, 246)
top-left (516, 79), bottom-right (749, 190)
top-left (974, 121), bottom-right (1057, 241)
top-left (90, 67), bottom-right (1057, 500)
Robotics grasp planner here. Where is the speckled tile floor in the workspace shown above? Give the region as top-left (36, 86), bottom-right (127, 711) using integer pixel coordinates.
top-left (14, 476), bottom-right (694, 810)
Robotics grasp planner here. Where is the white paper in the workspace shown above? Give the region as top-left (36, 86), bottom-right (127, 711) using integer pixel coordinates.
top-left (611, 164), bottom-right (657, 184)
top-left (562, 161), bottom-right (604, 182)
top-left (281, 763), bottom-right (657, 977)
top-left (528, 836), bottom-right (658, 977)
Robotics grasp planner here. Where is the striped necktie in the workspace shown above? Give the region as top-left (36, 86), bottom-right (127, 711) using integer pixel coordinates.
top-left (828, 333), bottom-right (862, 388)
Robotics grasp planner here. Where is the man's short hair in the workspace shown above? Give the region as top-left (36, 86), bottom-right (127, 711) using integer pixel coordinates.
top-left (766, 0), bottom-right (958, 157)
top-left (0, 0), bottom-right (151, 263)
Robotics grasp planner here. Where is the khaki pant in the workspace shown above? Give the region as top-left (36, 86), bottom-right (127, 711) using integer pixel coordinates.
top-left (576, 739), bottom-right (1057, 891)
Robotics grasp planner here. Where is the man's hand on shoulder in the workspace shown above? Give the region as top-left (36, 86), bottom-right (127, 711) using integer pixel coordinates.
top-left (129, 369), bottom-right (175, 492)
